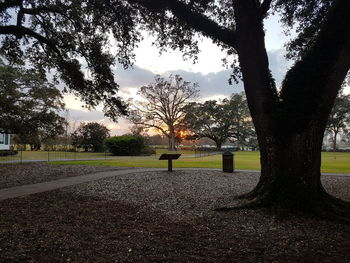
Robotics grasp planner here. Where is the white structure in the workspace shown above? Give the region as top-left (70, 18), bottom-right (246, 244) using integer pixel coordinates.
top-left (0, 133), bottom-right (10, 150)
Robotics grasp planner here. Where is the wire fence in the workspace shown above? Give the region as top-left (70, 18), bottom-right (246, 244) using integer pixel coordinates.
top-left (0, 149), bottom-right (111, 164)
top-left (0, 147), bottom-right (231, 164)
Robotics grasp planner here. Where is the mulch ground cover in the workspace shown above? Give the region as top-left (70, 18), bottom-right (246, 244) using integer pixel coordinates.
top-left (0, 163), bottom-right (127, 189)
top-left (1, 188), bottom-right (350, 262)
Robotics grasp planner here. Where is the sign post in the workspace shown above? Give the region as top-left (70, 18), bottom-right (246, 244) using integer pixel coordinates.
top-left (159, 153), bottom-right (181, 172)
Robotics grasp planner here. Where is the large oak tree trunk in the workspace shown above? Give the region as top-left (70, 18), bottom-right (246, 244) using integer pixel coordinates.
top-left (251, 121), bottom-right (326, 209)
top-left (223, 0), bottom-right (350, 220)
top-left (240, 118), bottom-right (350, 220)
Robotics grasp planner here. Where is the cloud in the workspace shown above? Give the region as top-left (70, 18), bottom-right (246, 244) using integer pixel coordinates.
top-left (65, 109), bottom-right (131, 136)
top-left (113, 64), bottom-right (244, 99)
top-left (162, 69), bottom-right (244, 98)
top-left (113, 48), bottom-right (291, 100)
top-left (114, 65), bottom-right (155, 88)
top-left (267, 49), bottom-right (293, 88)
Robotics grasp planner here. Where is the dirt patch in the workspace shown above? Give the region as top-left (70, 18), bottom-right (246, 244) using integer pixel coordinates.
top-left (0, 170), bottom-right (349, 262)
top-left (0, 163), bottom-right (128, 189)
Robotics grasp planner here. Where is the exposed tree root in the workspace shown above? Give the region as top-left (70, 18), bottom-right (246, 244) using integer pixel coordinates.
top-left (214, 188), bottom-right (350, 225)
top-left (310, 191), bottom-right (350, 224)
top-left (214, 198), bottom-right (264, 212)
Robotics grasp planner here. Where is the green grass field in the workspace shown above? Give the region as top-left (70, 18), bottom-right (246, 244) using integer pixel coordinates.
top-left (51, 151), bottom-right (350, 174)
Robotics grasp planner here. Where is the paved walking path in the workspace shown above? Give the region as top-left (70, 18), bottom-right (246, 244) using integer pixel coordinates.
top-left (0, 168), bottom-right (349, 201)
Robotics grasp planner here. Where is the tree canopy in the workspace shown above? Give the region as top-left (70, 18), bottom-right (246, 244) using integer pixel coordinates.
top-left (0, 0), bottom-right (137, 119)
top-left (71, 122), bottom-right (110, 152)
top-left (0, 60), bottom-right (66, 143)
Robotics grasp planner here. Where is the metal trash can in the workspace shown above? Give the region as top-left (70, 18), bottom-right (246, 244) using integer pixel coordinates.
top-left (222, 151), bottom-right (234, 173)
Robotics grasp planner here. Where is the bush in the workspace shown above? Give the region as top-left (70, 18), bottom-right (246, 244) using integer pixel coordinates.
top-left (140, 146), bottom-right (156, 156)
top-left (0, 150), bottom-right (18, 156)
top-left (104, 135), bottom-right (146, 156)
top-left (195, 147), bottom-right (239, 152)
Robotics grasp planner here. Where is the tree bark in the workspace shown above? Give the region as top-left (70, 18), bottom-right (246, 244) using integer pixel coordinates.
top-left (168, 127), bottom-right (176, 151)
top-left (332, 130), bottom-right (338, 152)
top-left (215, 140), bottom-right (222, 149)
top-left (238, 118), bottom-right (350, 220)
top-left (252, 120), bottom-right (324, 207)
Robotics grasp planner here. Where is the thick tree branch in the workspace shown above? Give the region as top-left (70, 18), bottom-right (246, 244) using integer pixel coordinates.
top-left (259, 0), bottom-right (272, 18)
top-left (129, 0), bottom-right (237, 48)
top-left (233, 0), bottom-right (278, 136)
top-left (280, 0), bottom-right (350, 130)
top-left (17, 3), bottom-right (24, 27)
top-left (0, 25), bottom-right (61, 56)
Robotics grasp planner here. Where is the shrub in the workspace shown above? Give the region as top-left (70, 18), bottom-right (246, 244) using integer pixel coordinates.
top-left (140, 146), bottom-right (156, 156)
top-left (104, 135), bottom-right (146, 156)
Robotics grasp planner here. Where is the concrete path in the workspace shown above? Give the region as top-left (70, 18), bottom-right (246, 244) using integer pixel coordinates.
top-left (0, 168), bottom-right (349, 201)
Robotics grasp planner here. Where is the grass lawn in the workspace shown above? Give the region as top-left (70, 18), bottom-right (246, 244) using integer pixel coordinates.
top-left (52, 151), bottom-right (350, 174)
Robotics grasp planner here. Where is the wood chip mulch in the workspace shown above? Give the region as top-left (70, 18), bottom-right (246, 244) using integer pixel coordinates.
top-left (0, 163), bottom-right (127, 189)
top-left (0, 168), bottom-right (350, 262)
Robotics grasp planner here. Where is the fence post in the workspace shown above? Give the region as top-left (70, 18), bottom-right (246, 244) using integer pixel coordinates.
top-left (20, 148), bottom-right (23, 164)
top-left (48, 149), bottom-right (50, 162)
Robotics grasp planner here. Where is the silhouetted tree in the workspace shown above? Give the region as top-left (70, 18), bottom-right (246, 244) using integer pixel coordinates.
top-left (71, 122), bottom-right (110, 152)
top-left (0, 0), bottom-right (131, 119)
top-left (326, 94), bottom-right (350, 152)
top-left (0, 61), bottom-right (66, 147)
top-left (184, 93), bottom-right (255, 148)
top-left (131, 75), bottom-right (199, 151)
